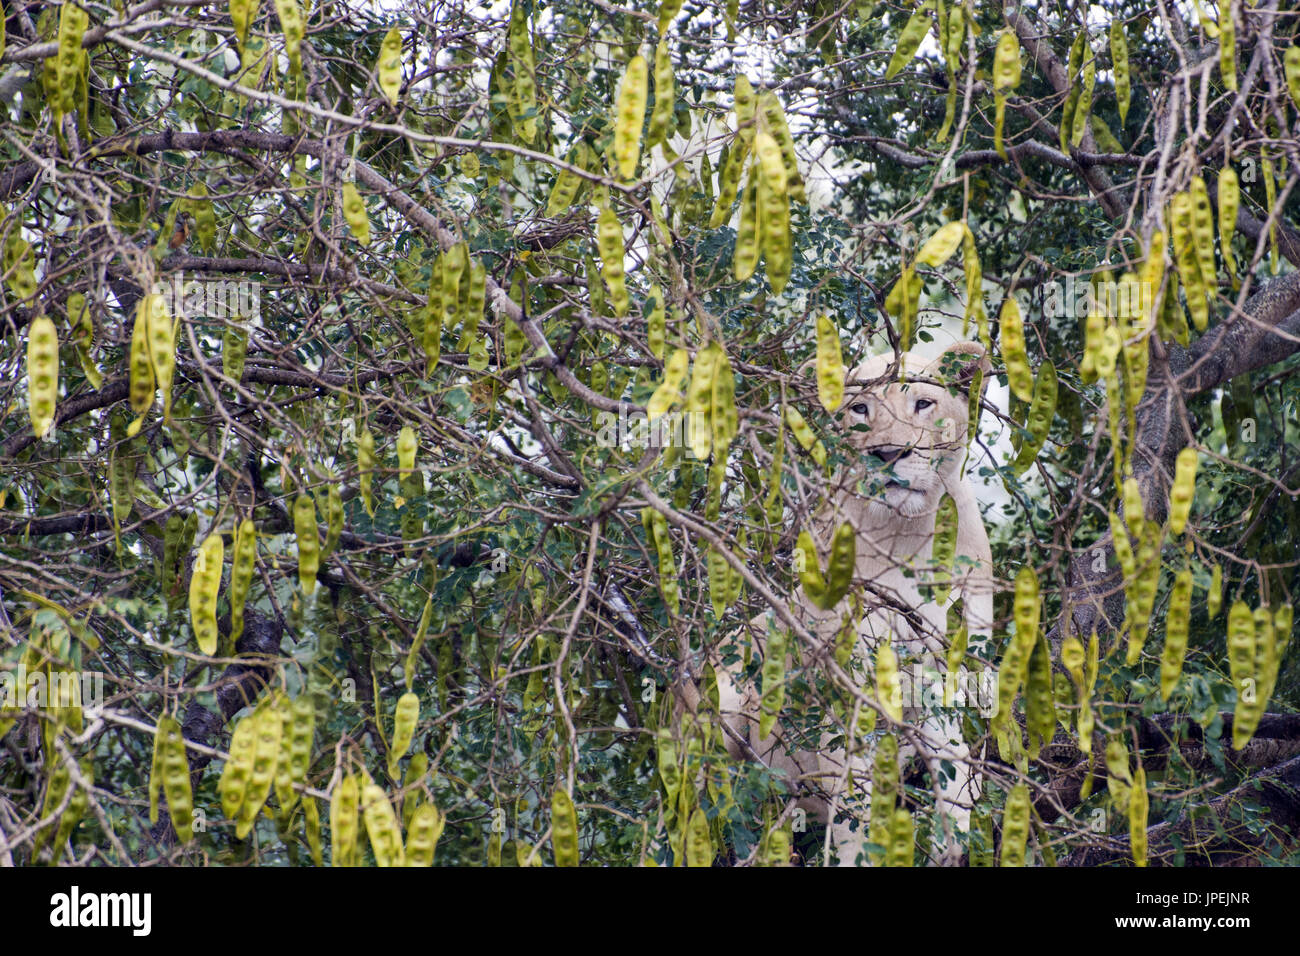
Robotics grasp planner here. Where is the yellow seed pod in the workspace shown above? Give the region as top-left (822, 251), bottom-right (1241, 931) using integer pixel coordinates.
top-left (388, 692), bottom-right (419, 775)
top-left (357, 425), bottom-right (376, 517)
top-left (1218, 168), bottom-right (1239, 284)
top-left (189, 533), bottom-right (223, 656)
top-left (1121, 474), bottom-right (1144, 539)
top-left (815, 315), bottom-right (845, 412)
top-left (158, 714), bottom-right (195, 842)
top-left (753, 130), bottom-right (787, 197)
top-left (294, 493), bottom-right (319, 595)
top-left (330, 773), bottom-right (360, 867)
top-left (376, 27), bottom-right (402, 107)
top-left (1061, 636), bottom-right (1086, 689)
top-left (1160, 568), bottom-right (1193, 700)
top-left (875, 641), bottom-right (902, 722)
top-left (361, 780), bottom-right (406, 866)
top-left (26, 314), bottom-right (59, 439)
top-left (1207, 563), bottom-right (1223, 620)
top-left (886, 808), bottom-right (914, 867)
top-left (1227, 599), bottom-right (1256, 746)
top-left (733, 74), bottom-right (756, 144)
top-left (405, 802), bottom-right (445, 866)
top-left (756, 91), bottom-right (805, 203)
top-left (916, 221), bottom-right (965, 268)
top-left (1286, 47), bottom-right (1300, 109)
top-left (230, 0), bottom-right (255, 50)
top-left (321, 482), bottom-right (343, 558)
top-left (219, 714), bottom-right (254, 819)
top-left (397, 425), bottom-right (417, 474)
top-left (685, 808), bottom-right (712, 867)
top-left (142, 293), bottom-right (175, 421)
top-left (1168, 447), bottom-right (1197, 535)
top-left (646, 285), bottom-right (667, 360)
top-left (647, 348), bottom-right (690, 420)
top-left (1129, 764), bottom-right (1148, 866)
top-left (273, 0), bottom-right (304, 75)
top-left (551, 787), bottom-right (580, 866)
top-left (612, 55), bottom-right (649, 180)
top-left (236, 697), bottom-right (284, 839)
top-left (993, 29), bottom-right (1022, 91)
top-left (1217, 0), bottom-right (1235, 91)
top-left (999, 782), bottom-right (1030, 867)
top-left (783, 405), bottom-right (827, 467)
top-left (999, 296), bottom-right (1033, 402)
top-left (274, 695), bottom-right (315, 813)
top-left (341, 180), bottom-right (370, 245)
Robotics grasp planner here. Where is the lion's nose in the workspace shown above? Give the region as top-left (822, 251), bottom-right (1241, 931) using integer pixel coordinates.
top-left (868, 445), bottom-right (912, 464)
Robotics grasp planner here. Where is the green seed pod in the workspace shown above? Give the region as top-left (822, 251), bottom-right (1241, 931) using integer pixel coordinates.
top-left (222, 322), bottom-right (249, 385)
top-left (26, 314), bottom-right (59, 439)
top-left (341, 181), bottom-right (370, 245)
top-left (1110, 19), bottom-right (1130, 124)
top-left (868, 734), bottom-right (899, 865)
top-left (551, 787), bottom-right (580, 866)
top-left (596, 205), bottom-right (630, 317)
top-left (405, 802), bottom-right (445, 866)
top-left (1129, 764), bottom-right (1148, 866)
top-left (330, 773), bottom-right (360, 867)
top-left (886, 808), bottom-right (914, 867)
top-left (1012, 359), bottom-right (1057, 475)
top-left (999, 782), bottom-right (1030, 867)
top-left (189, 533), bottom-right (223, 656)
top-left (647, 40), bottom-right (675, 146)
top-left (388, 692), bottom-right (419, 776)
top-left (321, 482), bottom-right (343, 559)
top-left (885, 2), bottom-right (934, 79)
top-left (126, 301), bottom-right (156, 435)
top-left (783, 405), bottom-right (827, 467)
top-left (732, 167), bottom-right (761, 282)
top-left (157, 715), bottom-right (195, 842)
top-left (229, 518), bottom-right (256, 643)
top-left (759, 627), bottom-right (787, 739)
top-left (294, 493), bottom-right (319, 596)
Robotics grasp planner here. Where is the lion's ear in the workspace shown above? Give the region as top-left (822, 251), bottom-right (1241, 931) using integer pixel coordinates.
top-left (927, 340), bottom-right (992, 397)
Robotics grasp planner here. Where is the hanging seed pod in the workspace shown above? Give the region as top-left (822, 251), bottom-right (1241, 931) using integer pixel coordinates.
top-left (612, 55), bottom-right (649, 180)
top-left (26, 314), bottom-right (59, 439)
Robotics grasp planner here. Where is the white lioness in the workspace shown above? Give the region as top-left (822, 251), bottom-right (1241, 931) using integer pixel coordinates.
top-left (707, 340), bottom-right (994, 866)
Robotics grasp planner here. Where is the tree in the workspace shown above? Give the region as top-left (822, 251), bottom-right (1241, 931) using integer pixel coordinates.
top-left (0, 0), bottom-right (1297, 867)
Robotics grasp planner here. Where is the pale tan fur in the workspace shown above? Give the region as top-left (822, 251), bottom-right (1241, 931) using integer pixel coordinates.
top-left (711, 341), bottom-right (994, 866)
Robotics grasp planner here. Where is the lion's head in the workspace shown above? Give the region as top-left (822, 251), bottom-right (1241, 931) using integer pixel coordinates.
top-left (833, 341), bottom-right (991, 519)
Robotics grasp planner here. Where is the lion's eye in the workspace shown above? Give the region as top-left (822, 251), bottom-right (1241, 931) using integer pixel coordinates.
top-left (850, 402), bottom-right (870, 416)
top-left (915, 399), bottom-right (935, 412)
